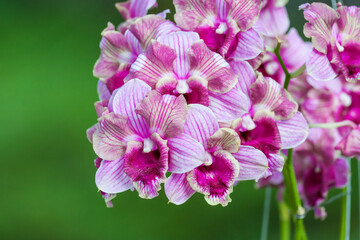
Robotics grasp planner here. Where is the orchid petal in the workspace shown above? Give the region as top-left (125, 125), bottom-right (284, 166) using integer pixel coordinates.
top-left (110, 79), bottom-right (151, 138)
top-left (250, 74), bottom-right (298, 120)
top-left (188, 41), bottom-right (237, 93)
top-left (168, 134), bottom-right (206, 173)
top-left (306, 49), bottom-right (337, 81)
top-left (165, 173), bottom-right (195, 205)
top-left (230, 28), bottom-right (264, 61)
top-left (158, 31), bottom-right (200, 78)
top-left (115, 0), bottom-right (157, 20)
top-left (300, 2), bottom-right (338, 53)
top-left (124, 133), bottom-right (169, 199)
top-left (97, 80), bottom-right (111, 101)
top-left (229, 60), bottom-right (256, 97)
top-left (93, 113), bottom-right (137, 161)
top-left (227, 0), bottom-right (261, 31)
top-left (188, 150), bottom-right (240, 206)
top-left (183, 104), bottom-right (219, 148)
top-left (173, 0), bottom-right (216, 30)
top-left (208, 128), bottom-right (241, 153)
top-left (276, 112), bottom-right (309, 149)
top-left (335, 127), bottom-right (360, 157)
top-left (136, 91), bottom-right (187, 138)
top-left (233, 145), bottom-right (268, 181)
top-left (95, 157), bottom-right (133, 193)
top-left (268, 153), bottom-right (285, 173)
top-left (128, 41), bottom-right (177, 88)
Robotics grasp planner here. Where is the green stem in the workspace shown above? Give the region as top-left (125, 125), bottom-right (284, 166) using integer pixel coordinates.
top-left (274, 43), bottom-right (291, 90)
top-left (278, 201), bottom-right (290, 240)
top-left (340, 158), bottom-right (352, 240)
top-left (261, 187), bottom-right (272, 240)
top-left (309, 120), bottom-right (357, 129)
top-left (283, 149), bottom-right (307, 240)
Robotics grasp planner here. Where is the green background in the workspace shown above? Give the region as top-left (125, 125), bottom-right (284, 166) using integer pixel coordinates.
top-left (1, 0), bottom-right (359, 239)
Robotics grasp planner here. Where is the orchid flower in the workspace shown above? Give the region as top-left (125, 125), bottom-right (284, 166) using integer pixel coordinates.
top-left (89, 79), bottom-right (207, 199)
top-left (165, 104), bottom-right (268, 206)
top-left (173, 0), bottom-right (264, 61)
top-left (208, 63), bottom-right (308, 176)
top-left (301, 3), bottom-right (360, 82)
top-left (93, 16), bottom-right (179, 97)
top-left (126, 31), bottom-right (237, 105)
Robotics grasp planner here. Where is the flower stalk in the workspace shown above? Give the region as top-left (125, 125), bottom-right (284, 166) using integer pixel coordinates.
top-left (340, 158), bottom-right (353, 240)
top-left (278, 201), bottom-right (290, 240)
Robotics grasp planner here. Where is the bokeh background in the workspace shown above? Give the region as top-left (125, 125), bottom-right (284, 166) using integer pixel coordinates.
top-left (1, 0), bottom-right (360, 239)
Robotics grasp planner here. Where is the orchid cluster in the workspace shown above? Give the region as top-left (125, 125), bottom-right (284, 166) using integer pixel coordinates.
top-left (87, 0), bottom-right (360, 236)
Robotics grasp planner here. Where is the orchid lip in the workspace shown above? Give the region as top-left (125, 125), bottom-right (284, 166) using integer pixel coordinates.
top-left (175, 80), bottom-right (190, 94)
top-left (216, 22), bottom-right (228, 35)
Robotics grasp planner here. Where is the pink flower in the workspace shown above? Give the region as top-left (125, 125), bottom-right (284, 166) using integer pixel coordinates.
top-left (336, 125), bottom-right (360, 157)
top-left (92, 79), bottom-right (203, 199)
top-left (93, 16), bottom-right (179, 99)
top-left (208, 64), bottom-right (309, 176)
top-left (165, 105), bottom-right (268, 206)
top-left (301, 3), bottom-right (360, 82)
top-left (126, 31), bottom-right (237, 105)
top-left (173, 0), bottom-right (264, 60)
top-left (253, 0), bottom-right (290, 37)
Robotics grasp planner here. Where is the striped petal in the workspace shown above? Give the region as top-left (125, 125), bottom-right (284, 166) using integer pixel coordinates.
top-left (110, 79), bottom-right (151, 138)
top-left (115, 0), bottom-right (157, 20)
top-left (95, 157), bottom-right (133, 193)
top-left (250, 74), bottom-right (298, 120)
top-left (183, 104), bottom-right (219, 148)
top-left (168, 134), bottom-right (206, 173)
top-left (165, 173), bottom-right (195, 205)
top-left (227, 0), bottom-right (261, 31)
top-left (306, 49), bottom-right (337, 81)
top-left (188, 41), bottom-right (237, 93)
top-left (233, 145), bottom-right (268, 181)
top-left (229, 28), bottom-right (264, 61)
top-left (136, 91), bottom-right (188, 138)
top-left (208, 128), bottom-right (241, 153)
top-left (276, 112), bottom-right (309, 149)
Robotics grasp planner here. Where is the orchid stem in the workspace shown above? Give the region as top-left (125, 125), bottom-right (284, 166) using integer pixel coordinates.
top-left (309, 120), bottom-right (357, 129)
top-left (340, 158), bottom-right (352, 240)
top-left (282, 149), bottom-right (307, 240)
top-left (278, 201), bottom-right (290, 240)
top-left (274, 43), bottom-right (291, 90)
top-left (261, 187), bottom-right (272, 240)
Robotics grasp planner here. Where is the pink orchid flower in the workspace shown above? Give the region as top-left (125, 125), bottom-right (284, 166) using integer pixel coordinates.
top-left (208, 62), bottom-right (309, 176)
top-left (173, 0), bottom-right (264, 61)
top-left (126, 31), bottom-right (237, 105)
top-left (93, 16), bottom-right (179, 97)
top-left (90, 79), bottom-right (205, 199)
top-left (301, 3), bottom-right (360, 82)
top-left (336, 125), bottom-right (360, 157)
top-left (165, 104), bottom-right (268, 206)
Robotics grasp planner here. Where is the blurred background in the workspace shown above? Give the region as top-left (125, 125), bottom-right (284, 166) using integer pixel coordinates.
top-left (1, 0), bottom-right (359, 239)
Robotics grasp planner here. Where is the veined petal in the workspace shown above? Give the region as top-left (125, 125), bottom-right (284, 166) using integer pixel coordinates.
top-left (95, 157), bottom-right (133, 193)
top-left (87, 123), bottom-right (98, 144)
top-left (158, 31), bottom-right (200, 78)
top-left (115, 0), bottom-right (157, 20)
top-left (276, 112), bottom-right (309, 149)
top-left (229, 28), bottom-right (264, 61)
top-left (136, 91), bottom-right (188, 138)
top-left (208, 128), bottom-right (241, 153)
top-left (233, 145), bottom-right (268, 181)
top-left (187, 150), bottom-right (240, 206)
top-left (335, 127), bottom-right (360, 157)
top-left (165, 173), bottom-right (195, 205)
top-left (306, 49), bottom-right (337, 81)
top-left (124, 133), bottom-right (169, 199)
top-left (300, 2), bottom-right (339, 53)
top-left (208, 85), bottom-right (250, 123)
top-left (97, 80), bottom-right (111, 101)
top-left (184, 104), bottom-right (219, 148)
top-left (168, 134), bottom-right (206, 173)
top-left (268, 153), bottom-right (284, 173)
top-left (110, 79), bottom-right (151, 138)
top-left (336, 6), bottom-right (360, 41)
top-left (229, 60), bottom-right (256, 97)
top-left (174, 0), bottom-right (217, 30)
top-left (253, 0), bottom-right (290, 37)
top-left (227, 0), bottom-right (261, 31)
top-left (93, 113), bottom-right (137, 161)
top-left (188, 41), bottom-right (237, 93)
top-left (129, 15), bottom-right (179, 50)
top-left (128, 41), bottom-right (177, 88)
top-left (250, 74), bottom-right (298, 120)
top-left (186, 76), bottom-right (210, 105)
